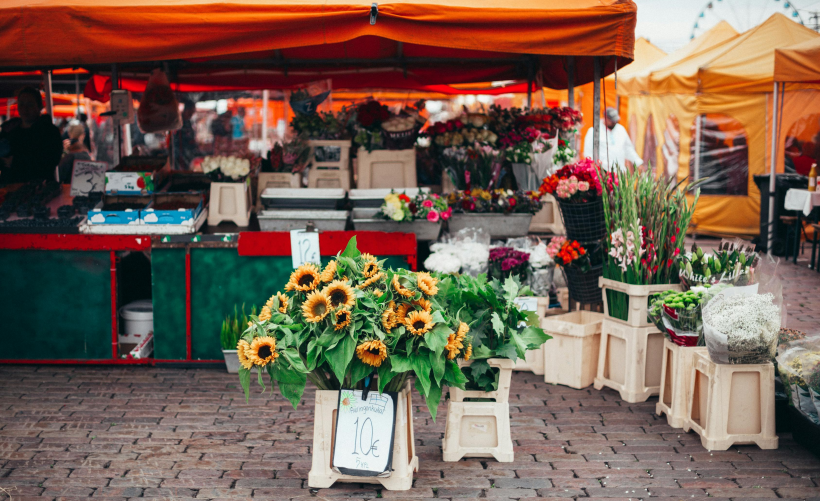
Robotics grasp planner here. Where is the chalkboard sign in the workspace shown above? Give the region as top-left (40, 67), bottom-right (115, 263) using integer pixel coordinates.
top-left (332, 389), bottom-right (397, 477)
top-left (70, 160), bottom-right (109, 196)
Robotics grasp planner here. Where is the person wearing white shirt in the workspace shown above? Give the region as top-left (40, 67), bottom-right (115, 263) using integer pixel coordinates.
top-left (583, 107), bottom-right (643, 172)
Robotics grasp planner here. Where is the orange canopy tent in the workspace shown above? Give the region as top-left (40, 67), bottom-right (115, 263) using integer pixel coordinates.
top-left (0, 0), bottom-right (636, 92)
top-left (775, 38), bottom-right (820, 85)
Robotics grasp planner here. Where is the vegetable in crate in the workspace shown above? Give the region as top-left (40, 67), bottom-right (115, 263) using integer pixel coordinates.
top-left (648, 288), bottom-right (709, 347)
top-left (678, 241), bottom-right (758, 288)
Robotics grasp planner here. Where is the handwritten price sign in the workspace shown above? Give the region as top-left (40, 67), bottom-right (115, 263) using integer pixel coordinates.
top-left (331, 389), bottom-right (397, 477)
top-left (290, 229), bottom-right (321, 269)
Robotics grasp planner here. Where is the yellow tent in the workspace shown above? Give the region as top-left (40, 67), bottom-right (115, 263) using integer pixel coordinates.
top-left (620, 14), bottom-right (819, 237)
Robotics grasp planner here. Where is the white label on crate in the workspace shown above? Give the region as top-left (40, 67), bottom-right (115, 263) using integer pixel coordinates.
top-left (290, 229), bottom-right (321, 269)
top-left (332, 389), bottom-right (397, 477)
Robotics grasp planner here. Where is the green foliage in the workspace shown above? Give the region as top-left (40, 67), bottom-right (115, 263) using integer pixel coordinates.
top-left (220, 304), bottom-right (256, 350)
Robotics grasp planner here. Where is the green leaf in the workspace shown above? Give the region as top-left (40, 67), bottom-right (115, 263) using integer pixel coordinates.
top-left (412, 352), bottom-right (432, 396)
top-left (425, 323), bottom-right (451, 356)
top-left (431, 310), bottom-right (448, 325)
top-left (239, 368), bottom-right (251, 402)
top-left (471, 343), bottom-right (493, 360)
top-left (350, 358), bottom-right (373, 387)
top-left (496, 341), bottom-right (519, 361)
top-left (429, 350), bottom-right (445, 385)
top-left (510, 331), bottom-right (528, 359)
top-left (415, 376), bottom-right (442, 422)
top-left (316, 325), bottom-right (342, 348)
top-left (340, 236), bottom-right (360, 259)
top-left (377, 360), bottom-right (397, 393)
top-left (519, 325), bottom-right (550, 349)
top-left (444, 360), bottom-right (468, 390)
top-left (502, 278), bottom-right (520, 304)
top-left (269, 363), bottom-right (307, 409)
top-left (390, 354), bottom-right (413, 373)
top-left (306, 339), bottom-right (321, 371)
top-left (491, 312), bottom-right (506, 336)
top-left (524, 310), bottom-right (540, 327)
top-left (325, 333), bottom-right (355, 383)
top-left (281, 348), bottom-right (308, 373)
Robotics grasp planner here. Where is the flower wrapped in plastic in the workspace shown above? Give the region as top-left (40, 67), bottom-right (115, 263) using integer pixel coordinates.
top-left (776, 338), bottom-right (820, 424)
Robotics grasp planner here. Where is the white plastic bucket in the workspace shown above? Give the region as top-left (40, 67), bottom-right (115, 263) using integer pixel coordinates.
top-left (120, 299), bottom-right (153, 343)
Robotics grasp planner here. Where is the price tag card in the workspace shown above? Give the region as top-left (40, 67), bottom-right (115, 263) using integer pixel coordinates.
top-left (514, 296), bottom-right (539, 327)
top-left (331, 389), bottom-right (397, 477)
top-left (70, 160), bottom-right (109, 197)
top-left (290, 229), bottom-right (320, 269)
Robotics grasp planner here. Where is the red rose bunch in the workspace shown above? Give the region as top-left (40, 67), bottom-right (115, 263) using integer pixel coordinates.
top-left (553, 240), bottom-right (590, 270)
top-left (356, 100), bottom-right (391, 129)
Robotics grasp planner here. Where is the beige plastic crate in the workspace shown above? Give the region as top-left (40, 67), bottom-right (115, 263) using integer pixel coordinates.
top-left (542, 311), bottom-right (604, 389)
top-left (356, 148), bottom-right (417, 189)
top-left (683, 351), bottom-right (778, 450)
top-left (599, 277), bottom-right (681, 328)
top-left (207, 180), bottom-right (251, 227)
top-left (308, 168), bottom-right (351, 190)
top-left (255, 172), bottom-right (301, 210)
top-left (529, 194), bottom-right (565, 235)
top-left (593, 318), bottom-right (665, 402)
top-left (656, 341), bottom-right (708, 429)
top-left (307, 381), bottom-right (418, 490)
top-left (513, 297), bottom-right (549, 375)
top-left (443, 358), bottom-right (515, 463)
top-left (307, 140), bottom-right (352, 189)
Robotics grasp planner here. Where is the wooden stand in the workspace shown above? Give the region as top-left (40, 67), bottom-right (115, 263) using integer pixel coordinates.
top-left (356, 148), bottom-right (417, 189)
top-left (529, 194), bottom-right (564, 234)
top-left (207, 181), bottom-right (251, 227)
top-left (443, 359), bottom-right (515, 463)
top-left (542, 311), bottom-right (604, 389)
top-left (594, 318), bottom-right (665, 403)
top-left (684, 351), bottom-right (778, 450)
top-left (308, 381), bottom-right (418, 490)
top-left (656, 341), bottom-right (708, 428)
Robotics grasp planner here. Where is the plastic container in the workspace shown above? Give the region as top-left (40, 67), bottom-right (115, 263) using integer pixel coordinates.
top-left (542, 310), bottom-right (603, 389)
top-left (348, 188), bottom-right (429, 208)
top-left (261, 188), bottom-right (346, 210)
top-left (447, 213), bottom-right (533, 239)
top-left (356, 148), bottom-right (417, 189)
top-left (120, 299), bottom-right (153, 343)
top-left (257, 210), bottom-right (349, 231)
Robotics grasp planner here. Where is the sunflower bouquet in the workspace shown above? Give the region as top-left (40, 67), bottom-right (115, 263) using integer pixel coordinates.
top-left (236, 237), bottom-right (471, 419)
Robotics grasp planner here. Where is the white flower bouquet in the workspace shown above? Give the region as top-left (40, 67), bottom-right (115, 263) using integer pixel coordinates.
top-left (201, 155), bottom-right (252, 182)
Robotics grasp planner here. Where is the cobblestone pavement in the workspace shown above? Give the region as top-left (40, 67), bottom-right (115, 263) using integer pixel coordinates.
top-left (2, 252), bottom-right (820, 501)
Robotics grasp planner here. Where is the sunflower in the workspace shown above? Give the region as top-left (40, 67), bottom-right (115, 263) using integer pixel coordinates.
top-left (356, 339), bottom-right (388, 367)
top-left (395, 302), bottom-right (412, 323)
top-left (381, 302), bottom-right (398, 331)
top-left (248, 336), bottom-right (278, 366)
top-left (464, 343), bottom-right (472, 361)
top-left (373, 289), bottom-right (383, 298)
top-left (334, 308), bottom-right (352, 331)
top-left (320, 260), bottom-right (338, 283)
top-left (323, 280), bottom-right (356, 309)
top-left (275, 292), bottom-right (289, 313)
top-left (302, 290), bottom-right (331, 323)
top-left (287, 263), bottom-right (321, 292)
top-left (258, 305), bottom-right (272, 322)
top-left (445, 332), bottom-right (464, 360)
top-left (362, 259), bottom-right (380, 279)
top-left (456, 322), bottom-right (470, 343)
top-left (412, 298), bottom-right (432, 313)
top-left (392, 274), bottom-right (414, 298)
top-left (405, 310), bottom-right (434, 336)
top-left (360, 253), bottom-right (377, 263)
top-left (357, 272), bottom-right (384, 289)
top-left (237, 340), bottom-right (253, 370)
top-left (417, 272), bottom-right (439, 296)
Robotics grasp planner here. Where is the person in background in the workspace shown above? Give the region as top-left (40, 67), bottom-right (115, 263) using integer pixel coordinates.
top-left (0, 86), bottom-right (63, 183)
top-left (174, 100), bottom-right (199, 170)
top-left (583, 107), bottom-right (643, 172)
top-left (231, 106), bottom-right (247, 140)
top-left (57, 122), bottom-right (92, 183)
top-left (794, 141), bottom-right (816, 176)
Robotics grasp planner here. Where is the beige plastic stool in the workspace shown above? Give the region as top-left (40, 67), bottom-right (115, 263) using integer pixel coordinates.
top-left (443, 359), bottom-right (515, 463)
top-left (356, 148), bottom-right (417, 189)
top-left (683, 351), bottom-right (778, 450)
top-left (308, 381), bottom-right (418, 490)
top-left (308, 168), bottom-right (351, 189)
top-left (255, 172), bottom-right (301, 210)
top-left (207, 181), bottom-right (251, 227)
top-left (656, 341), bottom-right (708, 428)
top-left (542, 311), bottom-right (604, 389)
top-left (594, 318), bottom-right (665, 402)
top-left (529, 194), bottom-right (565, 234)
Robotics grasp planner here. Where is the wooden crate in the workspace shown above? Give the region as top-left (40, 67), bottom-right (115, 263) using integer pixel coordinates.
top-left (356, 148), bottom-right (417, 189)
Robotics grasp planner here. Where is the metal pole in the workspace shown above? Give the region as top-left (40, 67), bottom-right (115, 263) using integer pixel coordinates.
top-left (262, 89), bottom-right (270, 150)
top-left (75, 74), bottom-right (81, 116)
top-left (592, 57), bottom-right (601, 163)
top-left (111, 64), bottom-right (120, 166)
top-left (43, 70), bottom-right (54, 122)
top-left (526, 61), bottom-right (534, 110)
top-left (693, 114), bottom-right (702, 182)
top-left (767, 82), bottom-right (779, 256)
top-left (567, 57), bottom-right (575, 109)
top-left (5, 99), bottom-right (11, 121)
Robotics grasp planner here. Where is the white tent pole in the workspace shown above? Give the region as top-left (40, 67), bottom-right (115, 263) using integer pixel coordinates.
top-left (592, 57), bottom-right (601, 163)
top-left (6, 99), bottom-right (12, 121)
top-left (75, 74), bottom-right (81, 116)
top-left (767, 82), bottom-right (779, 257)
top-left (43, 70), bottom-right (54, 121)
top-left (262, 89), bottom-right (269, 150)
top-left (111, 64), bottom-right (120, 166)
top-left (693, 115), bottom-right (702, 181)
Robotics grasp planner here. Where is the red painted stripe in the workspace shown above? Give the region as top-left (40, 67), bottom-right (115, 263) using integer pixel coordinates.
top-left (237, 230), bottom-right (417, 259)
top-left (0, 234), bottom-right (152, 251)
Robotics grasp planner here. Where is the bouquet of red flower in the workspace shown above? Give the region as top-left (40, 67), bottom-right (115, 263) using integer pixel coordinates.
top-left (356, 100), bottom-right (391, 129)
top-left (447, 189), bottom-right (543, 215)
top-left (539, 158), bottom-right (603, 203)
top-left (488, 247), bottom-right (530, 281)
top-left (552, 239), bottom-right (591, 272)
top-left (549, 107), bottom-right (583, 134)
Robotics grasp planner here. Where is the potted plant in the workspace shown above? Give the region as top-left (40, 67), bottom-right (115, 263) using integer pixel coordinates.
top-left (436, 274), bottom-right (550, 462)
top-left (353, 190), bottom-right (451, 241)
top-left (235, 237), bottom-right (470, 490)
top-left (446, 189), bottom-right (543, 239)
top-left (221, 305), bottom-right (256, 374)
top-left (539, 158), bottom-right (606, 243)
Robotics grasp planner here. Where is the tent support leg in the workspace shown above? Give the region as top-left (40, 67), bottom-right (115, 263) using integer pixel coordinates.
top-left (112, 64), bottom-right (120, 166)
top-left (693, 114), bottom-right (702, 182)
top-left (43, 70), bottom-right (54, 122)
top-left (567, 56), bottom-right (575, 109)
top-left (592, 57), bottom-right (601, 163)
top-left (767, 82), bottom-right (779, 257)
top-left (262, 90), bottom-right (269, 149)
top-left (526, 60), bottom-right (534, 110)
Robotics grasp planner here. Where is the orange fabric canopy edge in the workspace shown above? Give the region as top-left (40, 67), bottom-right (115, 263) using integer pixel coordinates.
top-left (775, 38), bottom-right (820, 84)
top-left (0, 0), bottom-right (636, 90)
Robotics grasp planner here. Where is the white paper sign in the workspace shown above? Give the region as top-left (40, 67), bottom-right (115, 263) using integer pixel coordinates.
top-left (70, 160), bottom-right (109, 196)
top-left (514, 297), bottom-right (539, 327)
top-left (290, 229), bottom-right (320, 269)
top-left (332, 389), bottom-right (396, 477)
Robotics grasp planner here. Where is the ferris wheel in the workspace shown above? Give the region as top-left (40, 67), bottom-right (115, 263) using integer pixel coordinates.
top-left (690, 0), bottom-right (805, 39)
